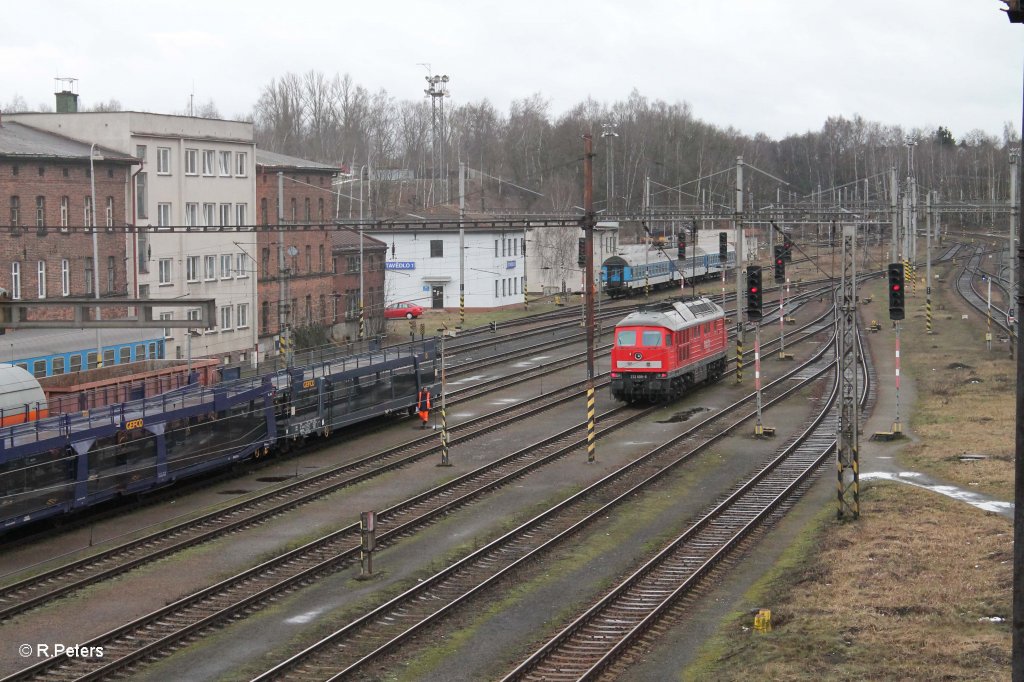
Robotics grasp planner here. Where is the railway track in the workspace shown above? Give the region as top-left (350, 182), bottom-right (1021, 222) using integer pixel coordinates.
top-left (0, 284), bottom-right (837, 627)
top-left (3, 311), bottom-right (835, 682)
top-left (503, 329), bottom-right (876, 681)
top-left (246, 318), bottom-right (839, 680)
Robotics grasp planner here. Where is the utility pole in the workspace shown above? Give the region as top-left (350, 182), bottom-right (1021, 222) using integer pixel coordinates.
top-left (1005, 7), bottom-right (1024, 680)
top-left (735, 156), bottom-right (745, 384)
top-left (583, 134), bottom-right (597, 464)
top-left (277, 171), bottom-right (290, 365)
top-left (601, 123), bottom-right (618, 213)
top-left (459, 161), bottom-right (466, 326)
top-left (926, 191), bottom-right (933, 334)
top-left (891, 166), bottom-right (899, 264)
top-left (1011, 151), bottom-right (1019, 346)
top-left (837, 223), bottom-right (859, 519)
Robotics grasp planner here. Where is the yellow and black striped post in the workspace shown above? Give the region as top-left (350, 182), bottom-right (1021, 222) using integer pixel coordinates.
top-left (440, 403), bottom-right (449, 466)
top-left (926, 294), bottom-right (933, 334)
top-left (460, 293), bottom-right (465, 327)
top-left (586, 384), bottom-right (596, 463)
top-left (736, 338), bottom-right (743, 384)
top-left (409, 316), bottom-right (415, 341)
top-left (358, 303), bottom-right (365, 340)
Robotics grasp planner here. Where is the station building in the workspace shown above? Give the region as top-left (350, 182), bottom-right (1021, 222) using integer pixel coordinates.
top-left (362, 221), bottom-right (527, 311)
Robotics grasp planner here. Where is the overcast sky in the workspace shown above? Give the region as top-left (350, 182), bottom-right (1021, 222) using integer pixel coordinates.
top-left (3, 1), bottom-right (1023, 141)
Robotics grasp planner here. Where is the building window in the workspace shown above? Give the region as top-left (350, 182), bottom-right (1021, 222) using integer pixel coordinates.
top-left (318, 244), bottom-right (325, 272)
top-left (521, 238), bottom-right (526, 255)
top-left (10, 195), bottom-right (20, 228)
top-left (185, 202), bottom-right (198, 227)
top-left (495, 280), bottom-right (498, 298)
top-left (83, 196), bottom-right (92, 229)
top-left (185, 148), bottom-right (198, 175)
top-left (261, 248), bottom-right (270, 278)
top-left (235, 203), bottom-right (246, 226)
top-left (236, 253), bottom-right (247, 278)
top-left (219, 151), bottom-right (231, 176)
top-left (430, 239), bottom-right (443, 258)
top-left (186, 256), bottom-right (200, 282)
top-left (158, 258), bottom-right (172, 285)
top-left (10, 262), bottom-right (20, 299)
top-left (136, 173), bottom-right (148, 219)
top-left (61, 259), bottom-right (70, 296)
top-left (157, 147), bottom-right (171, 174)
top-left (160, 312), bottom-right (173, 339)
top-left (107, 256), bottom-right (115, 293)
top-left (157, 203), bottom-right (171, 228)
top-left (35, 196), bottom-right (45, 228)
top-left (260, 198), bottom-right (268, 225)
top-left (304, 197), bottom-right (311, 223)
top-left (220, 305), bottom-right (232, 330)
top-left (137, 145), bottom-right (147, 163)
top-left (305, 295), bottom-right (312, 324)
top-left (11, 165), bottom-right (18, 176)
top-left (502, 279), bottom-right (506, 297)
top-left (37, 261), bottom-right (46, 298)
top-left (85, 258), bottom-right (93, 295)
top-left (220, 254), bottom-right (232, 278)
top-left (495, 240), bottom-right (498, 257)
top-left (204, 255), bottom-right (216, 280)
top-left (261, 301), bottom-right (270, 334)
top-left (235, 152), bottom-right (247, 177)
top-left (237, 303), bottom-right (248, 329)
top-left (106, 196), bottom-right (114, 228)
top-left (203, 203), bottom-right (216, 228)
top-left (220, 203), bottom-right (231, 227)
top-left (202, 150), bottom-right (215, 176)
top-left (60, 196), bottom-right (69, 230)
top-left (305, 245), bottom-right (312, 273)
top-left (318, 198), bottom-right (324, 222)
top-left (290, 198), bottom-right (297, 223)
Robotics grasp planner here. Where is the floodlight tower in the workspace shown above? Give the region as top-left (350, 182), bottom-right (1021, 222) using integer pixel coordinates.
top-left (424, 74), bottom-right (450, 204)
top-left (601, 123), bottom-right (618, 212)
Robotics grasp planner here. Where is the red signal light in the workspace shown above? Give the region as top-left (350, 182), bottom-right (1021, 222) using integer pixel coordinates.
top-left (750, 286), bottom-right (759, 294)
top-left (892, 284), bottom-right (901, 292)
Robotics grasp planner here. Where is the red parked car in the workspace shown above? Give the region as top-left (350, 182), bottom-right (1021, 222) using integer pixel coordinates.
top-left (384, 302), bottom-right (424, 319)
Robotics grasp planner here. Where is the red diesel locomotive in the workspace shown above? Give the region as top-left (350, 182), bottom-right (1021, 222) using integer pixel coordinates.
top-left (610, 297), bottom-right (728, 402)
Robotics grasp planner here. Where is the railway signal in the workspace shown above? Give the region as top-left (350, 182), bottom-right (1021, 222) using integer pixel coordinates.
top-left (719, 231), bottom-right (728, 261)
top-left (746, 266), bottom-right (763, 321)
top-left (888, 262), bottom-right (905, 321)
top-left (677, 232), bottom-right (686, 261)
top-left (577, 237), bottom-right (586, 267)
top-left (773, 245), bottom-right (786, 284)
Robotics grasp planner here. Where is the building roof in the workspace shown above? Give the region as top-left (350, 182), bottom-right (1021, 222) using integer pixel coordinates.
top-left (332, 227), bottom-right (387, 251)
top-left (255, 149), bottom-right (341, 172)
top-left (0, 121), bottom-right (137, 163)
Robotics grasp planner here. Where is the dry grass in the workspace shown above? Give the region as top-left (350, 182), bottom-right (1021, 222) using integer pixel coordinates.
top-left (877, 259), bottom-right (1014, 499)
top-left (689, 484), bottom-right (1012, 681)
top-left (687, 253), bottom-right (1014, 680)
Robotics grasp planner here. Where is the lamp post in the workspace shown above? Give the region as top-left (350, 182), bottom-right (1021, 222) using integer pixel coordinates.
top-left (89, 143), bottom-right (102, 368)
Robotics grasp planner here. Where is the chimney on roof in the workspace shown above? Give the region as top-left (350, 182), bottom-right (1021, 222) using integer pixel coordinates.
top-left (54, 76), bottom-right (79, 113)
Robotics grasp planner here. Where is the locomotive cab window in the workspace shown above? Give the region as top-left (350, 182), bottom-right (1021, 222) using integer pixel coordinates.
top-left (641, 331), bottom-right (662, 347)
top-left (616, 330), bottom-right (637, 346)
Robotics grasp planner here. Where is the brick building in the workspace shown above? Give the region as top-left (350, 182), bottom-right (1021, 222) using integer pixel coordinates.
top-left (331, 228), bottom-right (387, 341)
top-left (254, 151), bottom-right (341, 358)
top-left (0, 120), bottom-right (136, 320)
top-left (10, 107), bottom-right (258, 366)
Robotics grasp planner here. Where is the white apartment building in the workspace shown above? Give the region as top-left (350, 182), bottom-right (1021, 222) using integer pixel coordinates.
top-left (9, 112), bottom-right (258, 364)
top-left (364, 226), bottom-right (527, 310)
